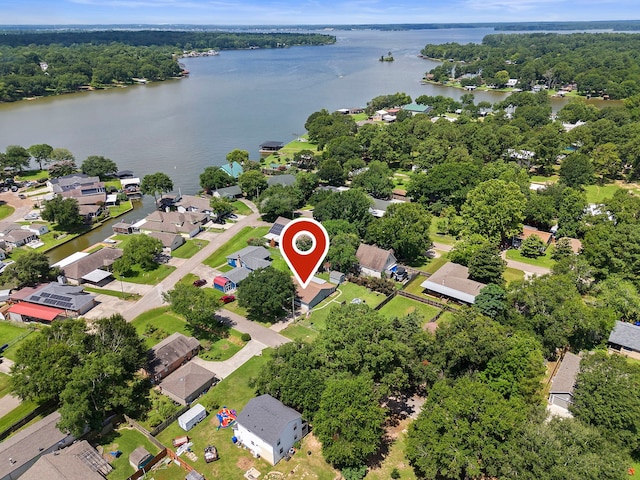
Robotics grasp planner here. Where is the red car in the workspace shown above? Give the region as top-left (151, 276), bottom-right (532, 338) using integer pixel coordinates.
top-left (193, 279), bottom-right (206, 287)
top-left (221, 295), bottom-right (236, 304)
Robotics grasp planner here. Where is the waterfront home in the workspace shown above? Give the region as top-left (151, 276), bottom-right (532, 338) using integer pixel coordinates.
top-left (61, 247), bottom-right (123, 285)
top-left (267, 174), bottom-right (296, 187)
top-left (47, 173), bottom-right (100, 192)
top-left (402, 103), bottom-right (433, 116)
top-left (234, 394), bottom-right (307, 466)
top-left (220, 162), bottom-right (243, 179)
top-left (149, 231), bottom-right (185, 253)
top-left (139, 211), bottom-right (207, 238)
top-left (174, 194), bottom-right (215, 216)
top-left (112, 221), bottom-right (136, 235)
top-left (213, 185), bottom-right (243, 199)
top-left (259, 141), bottom-right (285, 154)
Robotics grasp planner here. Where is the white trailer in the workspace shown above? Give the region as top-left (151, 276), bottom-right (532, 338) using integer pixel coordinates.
top-left (178, 404), bottom-right (207, 432)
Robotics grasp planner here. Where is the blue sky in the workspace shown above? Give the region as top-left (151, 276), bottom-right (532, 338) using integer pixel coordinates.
top-left (3, 0), bottom-right (640, 26)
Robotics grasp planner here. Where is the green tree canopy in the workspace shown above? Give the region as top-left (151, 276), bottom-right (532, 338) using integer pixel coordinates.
top-left (41, 196), bottom-right (81, 229)
top-left (238, 170), bottom-right (267, 199)
top-left (3, 145), bottom-right (31, 173)
top-left (313, 189), bottom-right (372, 237)
top-left (163, 283), bottom-right (221, 330)
top-left (140, 172), bottom-right (174, 204)
top-left (350, 160), bottom-right (394, 199)
top-left (237, 267), bottom-right (296, 322)
top-left (366, 202), bottom-right (432, 264)
top-left (314, 375), bottom-right (385, 468)
top-left (461, 179), bottom-right (527, 244)
top-left (113, 234), bottom-right (163, 275)
top-left (1, 250), bottom-right (61, 287)
top-left (199, 166), bottom-right (235, 193)
top-left (28, 143), bottom-right (53, 170)
top-left (81, 155), bottom-right (118, 179)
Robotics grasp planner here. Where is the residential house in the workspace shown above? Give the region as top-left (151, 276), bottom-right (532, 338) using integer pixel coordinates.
top-left (213, 185), bottom-right (242, 199)
top-left (420, 262), bottom-right (487, 304)
top-left (159, 362), bottom-right (218, 406)
top-left (356, 244), bottom-right (397, 278)
top-left (146, 332), bottom-right (200, 383)
top-left (266, 174), bottom-right (296, 188)
top-left (174, 195), bottom-right (214, 216)
top-left (220, 162), bottom-right (243, 179)
top-left (21, 224), bottom-right (48, 237)
top-left (112, 221), bottom-right (136, 235)
top-left (149, 231), bottom-right (185, 253)
top-left (139, 211), bottom-right (207, 239)
top-left (61, 247), bottom-right (123, 285)
top-left (263, 216), bottom-right (292, 245)
top-left (511, 225), bottom-right (554, 250)
top-left (295, 278), bottom-right (335, 311)
top-left (77, 204), bottom-right (104, 222)
top-left (233, 394), bottom-right (308, 466)
top-left (13, 282), bottom-right (96, 316)
top-left (2, 229), bottom-right (37, 248)
top-left (7, 302), bottom-right (66, 324)
top-left (608, 321), bottom-right (640, 361)
top-left (506, 78), bottom-right (519, 87)
top-left (0, 411), bottom-right (75, 480)
top-left (21, 440), bottom-right (112, 480)
top-left (47, 173), bottom-right (99, 192)
top-left (402, 103), bottom-right (433, 116)
top-left (226, 246), bottom-right (271, 270)
top-left (548, 352), bottom-right (582, 415)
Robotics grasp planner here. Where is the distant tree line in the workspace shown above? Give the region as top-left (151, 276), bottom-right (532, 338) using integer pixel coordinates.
top-left (0, 30), bottom-right (334, 101)
top-left (421, 32), bottom-right (640, 98)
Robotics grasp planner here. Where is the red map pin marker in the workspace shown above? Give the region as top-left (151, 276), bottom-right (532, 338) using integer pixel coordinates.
top-left (280, 218), bottom-right (330, 289)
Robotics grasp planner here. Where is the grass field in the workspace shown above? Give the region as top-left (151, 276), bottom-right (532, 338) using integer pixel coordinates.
top-left (506, 247), bottom-right (555, 270)
top-left (0, 399), bottom-right (43, 434)
top-left (172, 238), bottom-right (210, 259)
top-left (131, 307), bottom-right (193, 349)
top-left (203, 226), bottom-right (269, 268)
top-left (378, 295), bottom-right (441, 321)
top-left (98, 426), bottom-right (161, 480)
top-left (114, 264), bottom-right (176, 285)
top-left (584, 183), bottom-right (621, 203)
top-left (428, 222), bottom-right (457, 246)
top-left (0, 373), bottom-right (12, 398)
top-left (365, 418), bottom-right (417, 480)
top-left (0, 322), bottom-right (37, 361)
top-left (412, 253), bottom-right (449, 273)
top-left (83, 286), bottom-right (140, 301)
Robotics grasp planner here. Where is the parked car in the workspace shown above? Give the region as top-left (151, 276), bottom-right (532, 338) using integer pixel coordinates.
top-left (24, 212), bottom-right (39, 220)
top-left (17, 194), bottom-right (26, 199)
top-left (221, 295), bottom-right (236, 304)
top-left (193, 279), bottom-right (207, 287)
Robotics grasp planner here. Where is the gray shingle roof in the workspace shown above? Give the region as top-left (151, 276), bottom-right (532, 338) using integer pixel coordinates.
top-left (160, 362), bottom-right (216, 403)
top-left (225, 267), bottom-right (251, 285)
top-left (609, 321), bottom-right (640, 352)
top-left (23, 282), bottom-right (96, 312)
top-left (226, 246), bottom-right (270, 262)
top-left (549, 352), bottom-right (582, 395)
top-left (236, 394), bottom-right (301, 446)
top-left (267, 174), bottom-right (296, 187)
top-left (21, 440), bottom-right (112, 480)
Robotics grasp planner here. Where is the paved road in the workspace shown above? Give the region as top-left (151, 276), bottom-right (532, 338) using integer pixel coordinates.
top-left (122, 204), bottom-right (268, 321)
top-left (431, 241), bottom-right (551, 276)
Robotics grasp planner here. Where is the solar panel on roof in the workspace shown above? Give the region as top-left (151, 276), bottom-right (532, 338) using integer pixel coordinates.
top-left (59, 302), bottom-right (73, 309)
top-left (40, 292), bottom-right (51, 298)
top-left (269, 223), bottom-right (285, 236)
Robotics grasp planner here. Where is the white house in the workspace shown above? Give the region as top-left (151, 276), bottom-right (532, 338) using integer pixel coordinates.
top-left (355, 243), bottom-right (397, 278)
top-left (233, 394), bottom-right (307, 466)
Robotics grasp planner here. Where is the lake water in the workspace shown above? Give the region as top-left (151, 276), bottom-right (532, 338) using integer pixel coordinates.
top-left (0, 27), bottom-right (569, 261)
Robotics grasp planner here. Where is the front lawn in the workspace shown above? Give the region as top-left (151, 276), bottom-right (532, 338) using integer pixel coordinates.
top-left (131, 307), bottom-right (193, 349)
top-left (298, 282), bottom-right (387, 331)
top-left (505, 247), bottom-right (555, 270)
top-left (82, 286), bottom-right (141, 301)
top-left (378, 296), bottom-right (441, 322)
top-left (0, 399), bottom-right (43, 434)
top-left (107, 200), bottom-right (133, 218)
top-left (411, 252), bottom-right (449, 273)
top-left (172, 239), bottom-right (210, 259)
top-left (114, 264), bottom-right (176, 285)
top-left (0, 373), bottom-right (13, 398)
top-left (99, 427), bottom-right (160, 480)
top-left (198, 329), bottom-right (247, 362)
top-left (0, 204), bottom-right (15, 221)
top-left (203, 226), bottom-right (269, 268)
top-left (428, 221), bottom-right (457, 246)
top-left (231, 200), bottom-right (252, 216)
